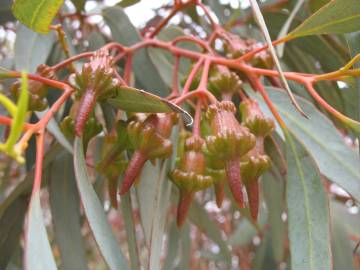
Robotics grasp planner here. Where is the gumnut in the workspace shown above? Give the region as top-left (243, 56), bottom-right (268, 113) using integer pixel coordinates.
top-left (71, 50), bottom-right (119, 136)
top-left (205, 101), bottom-right (256, 208)
top-left (240, 153), bottom-right (271, 220)
top-left (119, 113), bottom-right (178, 195)
top-left (223, 33), bottom-right (273, 68)
top-left (240, 99), bottom-right (275, 138)
top-left (208, 65), bottom-right (242, 100)
top-left (170, 135), bottom-right (213, 226)
top-left (11, 64), bottom-right (55, 111)
top-left (96, 120), bottom-right (128, 208)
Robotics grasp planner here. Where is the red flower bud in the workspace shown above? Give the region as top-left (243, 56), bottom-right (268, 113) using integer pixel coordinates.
top-left (120, 113), bottom-right (177, 195)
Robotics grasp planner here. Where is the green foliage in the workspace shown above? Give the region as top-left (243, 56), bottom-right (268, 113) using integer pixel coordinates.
top-left (0, 1), bottom-right (359, 269)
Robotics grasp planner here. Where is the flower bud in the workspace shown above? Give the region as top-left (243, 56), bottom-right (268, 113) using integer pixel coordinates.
top-left (120, 113), bottom-right (177, 195)
top-left (205, 101), bottom-right (256, 208)
top-left (208, 66), bottom-right (242, 99)
top-left (240, 99), bottom-right (275, 137)
top-left (11, 64), bottom-right (55, 111)
top-left (72, 50), bottom-right (118, 136)
top-left (170, 136), bottom-right (213, 226)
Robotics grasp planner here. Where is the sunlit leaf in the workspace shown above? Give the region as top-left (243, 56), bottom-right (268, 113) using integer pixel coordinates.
top-left (288, 0), bottom-right (360, 39)
top-left (12, 0), bottom-right (64, 34)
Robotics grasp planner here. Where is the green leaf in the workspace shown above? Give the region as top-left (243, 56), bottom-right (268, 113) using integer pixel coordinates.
top-left (12, 0), bottom-right (64, 34)
top-left (119, 190), bottom-right (140, 270)
top-left (0, 72), bottom-right (28, 163)
top-left (108, 86), bottom-right (182, 113)
top-left (136, 161), bottom-right (172, 269)
top-left (252, 232), bottom-right (278, 270)
top-left (0, 196), bottom-right (28, 269)
top-left (73, 138), bottom-right (129, 270)
top-left (116, 0), bottom-right (140, 8)
top-left (288, 0), bottom-right (360, 39)
top-left (248, 87), bottom-right (360, 202)
top-left (25, 192), bottom-right (57, 270)
top-left (188, 201), bottom-right (231, 264)
top-left (331, 203), bottom-right (355, 270)
top-left (14, 25), bottom-right (54, 72)
top-left (262, 172), bottom-right (285, 262)
top-left (285, 131), bottom-right (331, 270)
top-left (49, 152), bottom-right (87, 270)
top-left (308, 0), bottom-right (330, 13)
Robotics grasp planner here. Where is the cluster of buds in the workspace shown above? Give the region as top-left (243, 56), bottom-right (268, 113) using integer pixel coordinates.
top-left (11, 64), bottom-right (55, 111)
top-left (70, 50), bottom-right (119, 136)
top-left (205, 101), bottom-right (256, 208)
top-left (207, 66), bottom-right (243, 100)
top-left (223, 33), bottom-right (273, 69)
top-left (239, 99), bottom-right (275, 219)
top-left (169, 135), bottom-right (214, 226)
top-left (119, 112), bottom-right (178, 195)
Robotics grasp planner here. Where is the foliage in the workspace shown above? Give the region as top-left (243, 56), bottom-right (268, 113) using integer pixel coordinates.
top-left (0, 0), bottom-right (359, 269)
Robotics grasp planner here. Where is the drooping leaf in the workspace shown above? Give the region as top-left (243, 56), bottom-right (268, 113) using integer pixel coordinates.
top-left (0, 196), bottom-right (28, 269)
top-left (73, 138), bottom-right (129, 270)
top-left (12, 0), bottom-right (64, 34)
top-left (288, 0), bottom-right (360, 39)
top-left (25, 192), bottom-right (57, 270)
top-left (252, 232), bottom-right (278, 270)
top-left (14, 25), bottom-right (54, 73)
top-left (249, 0), bottom-right (306, 116)
top-left (331, 203), bottom-right (355, 270)
top-left (136, 160), bottom-right (172, 270)
top-left (285, 131), bottom-right (331, 270)
top-left (119, 189), bottom-right (140, 270)
top-left (248, 87), bottom-right (360, 202)
top-left (49, 152), bottom-right (87, 270)
top-left (188, 201), bottom-right (231, 264)
top-left (262, 171), bottom-right (285, 262)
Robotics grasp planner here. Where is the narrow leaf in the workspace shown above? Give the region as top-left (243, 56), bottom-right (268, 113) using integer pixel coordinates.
top-left (249, 0), bottom-right (306, 116)
top-left (108, 86), bottom-right (192, 124)
top-left (73, 137), bottom-right (129, 270)
top-left (15, 25), bottom-right (54, 72)
top-left (49, 152), bottom-right (87, 270)
top-left (25, 192), bottom-right (57, 270)
top-left (288, 0), bottom-right (360, 39)
top-left (12, 0), bottom-right (64, 34)
top-left (119, 191), bottom-right (140, 270)
top-left (188, 201), bottom-right (231, 264)
top-left (248, 87), bottom-right (360, 203)
top-left (0, 196), bottom-right (28, 269)
top-left (285, 131), bottom-right (332, 270)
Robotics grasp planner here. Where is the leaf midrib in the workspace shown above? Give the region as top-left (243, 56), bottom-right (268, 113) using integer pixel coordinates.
top-left (287, 135), bottom-right (315, 269)
top-left (276, 105), bottom-right (360, 182)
